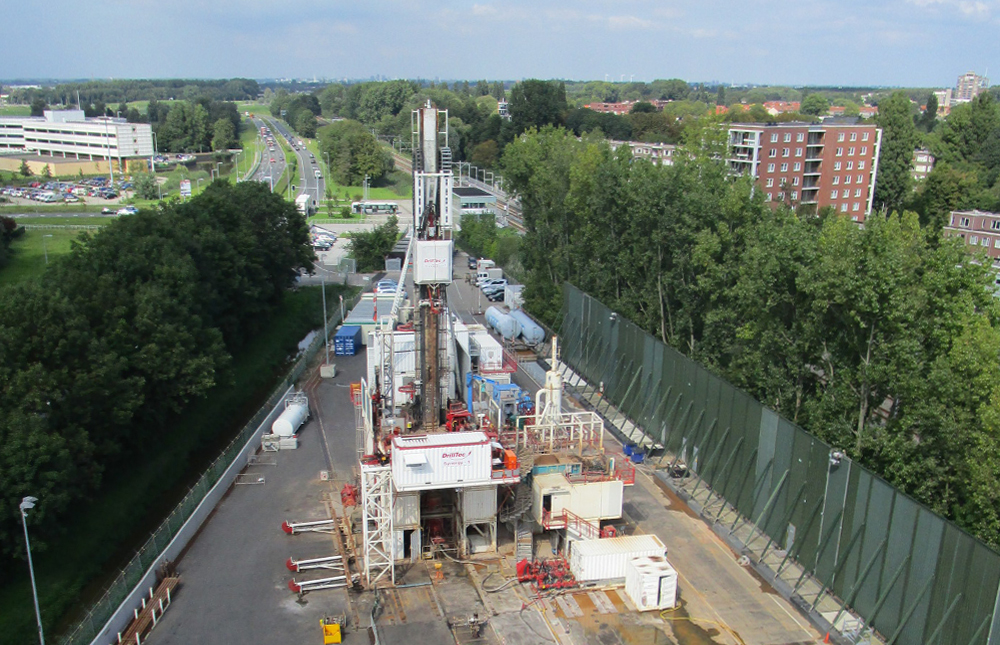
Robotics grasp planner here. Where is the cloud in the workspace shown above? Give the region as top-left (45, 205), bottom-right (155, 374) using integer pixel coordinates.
top-left (908, 0), bottom-right (993, 17)
top-left (604, 14), bottom-right (656, 30)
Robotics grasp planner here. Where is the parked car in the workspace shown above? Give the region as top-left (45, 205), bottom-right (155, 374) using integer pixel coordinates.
top-left (467, 256), bottom-right (478, 269)
top-left (117, 206), bottom-right (138, 216)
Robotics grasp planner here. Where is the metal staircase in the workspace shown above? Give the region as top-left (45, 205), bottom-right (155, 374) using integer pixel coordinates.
top-left (515, 521), bottom-right (534, 562)
top-left (500, 481), bottom-right (533, 523)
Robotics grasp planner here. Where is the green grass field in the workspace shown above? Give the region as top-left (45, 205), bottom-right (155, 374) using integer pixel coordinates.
top-left (0, 104), bottom-right (31, 116)
top-left (237, 102), bottom-right (271, 116)
top-left (0, 225), bottom-right (101, 286)
top-left (0, 283), bottom-right (357, 645)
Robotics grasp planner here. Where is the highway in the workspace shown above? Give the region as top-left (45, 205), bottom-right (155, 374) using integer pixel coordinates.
top-left (261, 116), bottom-right (325, 211)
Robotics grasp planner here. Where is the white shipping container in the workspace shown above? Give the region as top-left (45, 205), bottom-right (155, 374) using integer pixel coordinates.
top-left (391, 431), bottom-right (492, 491)
top-left (625, 556), bottom-right (678, 611)
top-left (569, 535), bottom-right (666, 582)
top-left (504, 284), bottom-right (525, 309)
top-left (569, 480), bottom-right (624, 522)
top-left (472, 331), bottom-right (505, 373)
top-left (462, 486), bottom-right (498, 522)
top-left (413, 240), bottom-right (454, 284)
top-left (394, 491), bottom-right (420, 527)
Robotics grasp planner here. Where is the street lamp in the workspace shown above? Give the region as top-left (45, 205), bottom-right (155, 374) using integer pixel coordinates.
top-left (20, 496), bottom-right (45, 645)
top-left (216, 161), bottom-right (222, 181)
top-left (233, 150), bottom-right (241, 182)
top-left (42, 234), bottom-right (53, 265)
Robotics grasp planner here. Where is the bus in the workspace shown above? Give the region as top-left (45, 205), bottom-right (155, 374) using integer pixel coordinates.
top-left (351, 201), bottom-right (398, 215)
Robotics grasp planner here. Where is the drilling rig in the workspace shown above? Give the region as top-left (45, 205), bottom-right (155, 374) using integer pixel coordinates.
top-left (410, 101), bottom-right (455, 430)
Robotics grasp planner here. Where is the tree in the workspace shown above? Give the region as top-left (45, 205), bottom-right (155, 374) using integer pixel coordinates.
top-left (348, 215), bottom-right (399, 271)
top-left (211, 118), bottom-right (236, 151)
top-left (800, 94), bottom-right (830, 116)
top-left (919, 93), bottom-right (939, 133)
top-left (508, 80), bottom-right (567, 135)
top-left (470, 140), bottom-right (499, 167)
top-left (40, 164), bottom-right (52, 179)
top-left (19, 159), bottom-right (32, 177)
top-left (294, 110), bottom-right (317, 138)
top-left (630, 101), bottom-right (657, 114)
top-left (874, 91), bottom-right (918, 214)
top-left (133, 172), bottom-right (159, 200)
top-left (475, 80), bottom-right (490, 97)
top-left (318, 120), bottom-right (391, 186)
top-left (30, 97), bottom-right (47, 117)
top-left (716, 86), bottom-right (726, 106)
top-left (490, 81), bottom-right (506, 101)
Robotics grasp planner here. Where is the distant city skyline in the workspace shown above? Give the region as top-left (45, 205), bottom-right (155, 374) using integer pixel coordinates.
top-left (2, 0), bottom-right (996, 88)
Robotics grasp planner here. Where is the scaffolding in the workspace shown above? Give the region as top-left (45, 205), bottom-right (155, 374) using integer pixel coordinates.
top-left (351, 381), bottom-right (369, 459)
top-left (515, 410), bottom-right (605, 455)
top-left (361, 463), bottom-right (394, 586)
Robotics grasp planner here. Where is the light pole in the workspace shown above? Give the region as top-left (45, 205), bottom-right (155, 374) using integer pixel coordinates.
top-left (20, 496), bottom-right (45, 645)
top-left (321, 273), bottom-right (330, 366)
top-left (216, 162), bottom-right (222, 182)
top-left (233, 150), bottom-right (241, 182)
top-left (42, 234), bottom-right (52, 265)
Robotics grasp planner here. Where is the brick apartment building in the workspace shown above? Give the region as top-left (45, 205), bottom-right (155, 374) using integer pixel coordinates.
top-left (942, 210), bottom-right (1000, 268)
top-left (727, 120), bottom-right (882, 221)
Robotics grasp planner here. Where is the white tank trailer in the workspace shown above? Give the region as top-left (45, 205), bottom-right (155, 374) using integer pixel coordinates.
top-left (485, 306), bottom-right (521, 341)
top-left (509, 309), bottom-right (545, 347)
top-left (272, 392), bottom-right (310, 437)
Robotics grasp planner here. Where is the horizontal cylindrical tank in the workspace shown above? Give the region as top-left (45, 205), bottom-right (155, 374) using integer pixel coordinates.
top-left (272, 401), bottom-right (309, 437)
top-left (510, 309), bottom-right (545, 347)
top-left (485, 306), bottom-right (521, 341)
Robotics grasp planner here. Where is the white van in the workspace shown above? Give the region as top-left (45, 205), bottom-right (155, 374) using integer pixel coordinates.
top-left (314, 169), bottom-right (321, 178)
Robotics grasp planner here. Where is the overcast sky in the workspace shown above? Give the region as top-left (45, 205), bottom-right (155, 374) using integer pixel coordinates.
top-left (3, 0), bottom-right (996, 87)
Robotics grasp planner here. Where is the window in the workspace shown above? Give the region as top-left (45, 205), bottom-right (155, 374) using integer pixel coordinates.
top-left (842, 189), bottom-right (850, 198)
top-left (862, 132), bottom-right (870, 141)
top-left (831, 190), bottom-right (839, 199)
top-left (782, 148), bottom-right (790, 157)
top-left (791, 191), bottom-right (798, 200)
top-left (838, 132), bottom-right (846, 142)
top-left (970, 235), bottom-right (979, 245)
top-left (771, 133), bottom-right (778, 142)
top-left (982, 237), bottom-right (990, 246)
top-left (850, 132), bottom-right (857, 141)
top-left (792, 177), bottom-right (799, 186)
top-left (780, 163), bottom-right (788, 172)
top-left (848, 147), bottom-right (855, 156)
top-left (961, 217), bottom-right (971, 227)
top-left (767, 163), bottom-right (775, 172)
top-left (836, 147), bottom-right (843, 157)
top-left (766, 178), bottom-right (774, 187)
top-left (841, 203), bottom-right (849, 212)
top-left (855, 188), bottom-right (862, 198)
top-left (784, 133), bottom-right (792, 142)
top-left (796, 133), bottom-right (804, 142)
top-left (857, 174), bottom-right (864, 183)
top-left (834, 161), bottom-right (842, 171)
top-left (858, 161), bottom-right (865, 170)
top-left (846, 161), bottom-right (854, 170)
top-left (778, 192), bottom-right (785, 200)
top-left (766, 192), bottom-right (773, 201)
top-left (853, 202), bottom-right (860, 211)
top-left (769, 149), bottom-right (776, 158)
top-left (860, 147), bottom-right (867, 156)
top-left (795, 147), bottom-right (803, 157)
top-left (832, 176), bottom-right (840, 185)
top-left (995, 239), bottom-right (1000, 248)
top-left (991, 221), bottom-right (1000, 230)
top-left (794, 162), bottom-right (801, 171)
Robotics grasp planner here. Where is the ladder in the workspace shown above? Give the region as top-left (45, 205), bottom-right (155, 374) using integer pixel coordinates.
top-left (516, 521), bottom-right (534, 562)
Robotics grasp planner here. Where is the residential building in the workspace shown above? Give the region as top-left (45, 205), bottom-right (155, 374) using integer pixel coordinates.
top-left (583, 99), bottom-right (671, 115)
top-left (727, 120), bottom-right (882, 221)
top-left (497, 100), bottom-right (510, 121)
top-left (608, 140), bottom-right (675, 166)
top-left (955, 72), bottom-right (989, 102)
top-left (913, 148), bottom-right (935, 180)
top-left (0, 110), bottom-right (154, 171)
top-left (763, 101), bottom-right (800, 116)
top-left (933, 89), bottom-right (953, 116)
top-left (943, 210), bottom-right (1000, 268)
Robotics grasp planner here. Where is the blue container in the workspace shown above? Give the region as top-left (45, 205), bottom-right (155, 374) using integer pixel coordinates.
top-left (334, 325), bottom-right (362, 356)
top-left (631, 451), bottom-right (646, 464)
top-left (623, 444), bottom-right (635, 456)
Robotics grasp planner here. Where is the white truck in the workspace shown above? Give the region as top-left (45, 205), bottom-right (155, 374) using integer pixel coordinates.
top-left (295, 194), bottom-right (315, 216)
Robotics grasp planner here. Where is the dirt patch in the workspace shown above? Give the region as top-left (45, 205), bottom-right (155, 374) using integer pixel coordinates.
top-left (652, 476), bottom-right (701, 520)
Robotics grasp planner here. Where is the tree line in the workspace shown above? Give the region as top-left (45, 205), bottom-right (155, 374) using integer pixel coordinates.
top-left (12, 78), bottom-right (259, 108)
top-left (0, 182), bottom-right (313, 562)
top-left (502, 126), bottom-right (1000, 547)
top-left (144, 98), bottom-right (241, 153)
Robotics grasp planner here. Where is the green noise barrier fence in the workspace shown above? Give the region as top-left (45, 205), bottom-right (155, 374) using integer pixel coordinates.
top-left (560, 283), bottom-right (1000, 645)
top-left (60, 290), bottom-right (360, 645)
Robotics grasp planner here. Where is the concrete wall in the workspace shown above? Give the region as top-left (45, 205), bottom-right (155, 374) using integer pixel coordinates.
top-left (89, 385), bottom-right (294, 645)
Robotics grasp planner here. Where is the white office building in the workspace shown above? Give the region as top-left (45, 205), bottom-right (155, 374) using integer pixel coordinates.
top-left (0, 110), bottom-right (154, 168)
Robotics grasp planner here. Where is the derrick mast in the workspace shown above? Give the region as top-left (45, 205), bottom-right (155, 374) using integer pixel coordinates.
top-left (411, 102), bottom-right (454, 429)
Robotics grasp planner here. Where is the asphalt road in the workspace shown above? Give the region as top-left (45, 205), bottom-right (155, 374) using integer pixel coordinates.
top-left (248, 117), bottom-right (286, 192)
top-left (261, 116), bottom-right (325, 209)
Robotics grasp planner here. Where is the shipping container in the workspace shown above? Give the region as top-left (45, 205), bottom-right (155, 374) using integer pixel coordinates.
top-left (569, 480), bottom-right (624, 522)
top-left (625, 556), bottom-right (678, 611)
top-left (461, 486), bottom-right (498, 522)
top-left (533, 473), bottom-right (573, 524)
top-left (393, 491), bottom-right (420, 527)
top-left (504, 284), bottom-right (525, 310)
top-left (391, 431), bottom-right (492, 491)
top-left (413, 240), bottom-right (454, 284)
top-left (334, 325), bottom-right (363, 356)
top-left (568, 535), bottom-right (666, 582)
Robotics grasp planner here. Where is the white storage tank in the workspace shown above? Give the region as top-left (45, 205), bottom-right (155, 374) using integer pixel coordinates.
top-left (569, 534), bottom-right (666, 583)
top-left (391, 431), bottom-right (493, 491)
top-left (510, 309), bottom-right (545, 347)
top-left (271, 393), bottom-right (309, 437)
top-left (625, 556), bottom-right (678, 611)
top-left (485, 306), bottom-right (521, 341)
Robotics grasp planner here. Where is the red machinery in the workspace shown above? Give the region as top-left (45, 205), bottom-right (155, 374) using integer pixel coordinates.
top-left (516, 558), bottom-right (577, 591)
top-left (445, 402), bottom-right (473, 432)
top-left (340, 484), bottom-right (358, 508)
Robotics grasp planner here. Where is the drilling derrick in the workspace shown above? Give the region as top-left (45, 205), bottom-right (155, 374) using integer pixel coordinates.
top-left (411, 102), bottom-right (454, 430)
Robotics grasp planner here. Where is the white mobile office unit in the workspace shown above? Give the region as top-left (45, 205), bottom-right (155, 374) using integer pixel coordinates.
top-left (625, 555), bottom-right (678, 610)
top-left (568, 534), bottom-right (666, 583)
